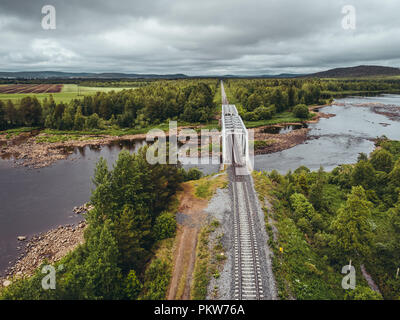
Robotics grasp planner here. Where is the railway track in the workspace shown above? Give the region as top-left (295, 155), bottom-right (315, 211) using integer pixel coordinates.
top-left (222, 80), bottom-right (274, 300)
top-left (231, 135), bottom-right (264, 300)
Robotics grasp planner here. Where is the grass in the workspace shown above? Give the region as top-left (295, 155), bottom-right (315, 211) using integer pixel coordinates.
top-left (213, 86), bottom-right (222, 112)
top-left (245, 112), bottom-right (314, 128)
top-left (35, 134), bottom-right (99, 144)
top-left (192, 174), bottom-right (227, 200)
top-left (139, 237), bottom-right (175, 300)
top-left (0, 84), bottom-right (137, 104)
top-left (191, 220), bottom-right (225, 300)
top-left (1, 119), bottom-right (221, 144)
top-left (253, 139), bottom-right (276, 150)
top-left (0, 127), bottom-right (39, 139)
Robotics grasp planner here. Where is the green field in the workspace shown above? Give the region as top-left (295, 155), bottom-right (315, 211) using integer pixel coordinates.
top-left (0, 84), bottom-right (137, 104)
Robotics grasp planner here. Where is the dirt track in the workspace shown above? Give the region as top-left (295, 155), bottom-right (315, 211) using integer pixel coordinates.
top-left (167, 183), bottom-right (208, 300)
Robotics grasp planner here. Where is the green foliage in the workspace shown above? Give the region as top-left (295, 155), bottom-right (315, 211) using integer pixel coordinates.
top-left (351, 160), bottom-right (376, 189)
top-left (86, 113), bottom-right (100, 129)
top-left (253, 141), bottom-right (400, 300)
top-left (331, 186), bottom-right (373, 259)
top-left (344, 286), bottom-right (383, 300)
top-left (290, 193), bottom-right (316, 222)
top-left (370, 149), bottom-right (394, 173)
top-left (139, 259), bottom-right (171, 300)
top-left (153, 211), bottom-right (177, 241)
top-left (0, 80), bottom-right (218, 131)
top-left (1, 146), bottom-right (182, 300)
top-left (183, 167), bottom-right (203, 181)
top-left (292, 104), bottom-right (309, 119)
top-left (124, 270), bottom-right (142, 300)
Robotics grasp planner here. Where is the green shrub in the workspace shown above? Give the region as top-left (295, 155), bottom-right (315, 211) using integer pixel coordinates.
top-left (153, 211), bottom-right (177, 241)
top-left (140, 259), bottom-right (171, 300)
top-left (292, 104), bottom-right (309, 119)
top-left (344, 286), bottom-right (383, 300)
top-left (184, 168), bottom-right (203, 181)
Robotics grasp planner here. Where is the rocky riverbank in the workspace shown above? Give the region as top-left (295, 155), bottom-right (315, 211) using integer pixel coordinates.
top-left (254, 127), bottom-right (310, 154)
top-left (0, 132), bottom-right (148, 168)
top-left (0, 125), bottom-right (218, 168)
top-left (1, 221), bottom-right (87, 288)
top-left (253, 104), bottom-right (335, 155)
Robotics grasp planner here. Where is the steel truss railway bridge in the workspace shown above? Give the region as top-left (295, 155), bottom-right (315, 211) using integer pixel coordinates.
top-left (220, 81), bottom-right (270, 300)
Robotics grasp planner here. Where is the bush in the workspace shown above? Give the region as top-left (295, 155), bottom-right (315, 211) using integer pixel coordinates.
top-left (153, 211), bottom-right (177, 241)
top-left (370, 149), bottom-right (394, 173)
top-left (184, 168), bottom-right (203, 181)
top-left (86, 113), bottom-right (100, 129)
top-left (344, 286), bottom-right (383, 300)
top-left (290, 193), bottom-right (316, 222)
top-left (242, 111), bottom-right (259, 121)
top-left (140, 259), bottom-right (171, 300)
top-left (124, 270), bottom-right (142, 300)
top-left (254, 105), bottom-right (274, 120)
top-left (293, 104), bottom-right (309, 119)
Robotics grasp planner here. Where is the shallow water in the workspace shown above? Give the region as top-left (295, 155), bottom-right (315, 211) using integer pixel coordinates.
top-left (254, 96), bottom-right (400, 173)
top-left (262, 124), bottom-right (307, 134)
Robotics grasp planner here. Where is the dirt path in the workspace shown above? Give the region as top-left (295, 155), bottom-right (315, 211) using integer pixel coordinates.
top-left (167, 183), bottom-right (208, 300)
top-left (361, 264), bottom-right (382, 295)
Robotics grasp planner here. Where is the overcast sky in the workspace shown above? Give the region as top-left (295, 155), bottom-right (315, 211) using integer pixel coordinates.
top-left (0, 0), bottom-right (399, 75)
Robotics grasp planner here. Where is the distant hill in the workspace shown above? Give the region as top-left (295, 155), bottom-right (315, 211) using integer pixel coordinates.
top-left (0, 71), bottom-right (305, 80)
top-left (0, 71), bottom-right (189, 79)
top-left (306, 65), bottom-right (400, 78)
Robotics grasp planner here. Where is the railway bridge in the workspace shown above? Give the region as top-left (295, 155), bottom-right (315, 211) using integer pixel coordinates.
top-left (221, 83), bottom-right (252, 175)
top-left (220, 81), bottom-right (276, 300)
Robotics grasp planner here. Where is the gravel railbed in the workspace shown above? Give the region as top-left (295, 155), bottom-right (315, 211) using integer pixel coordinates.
top-left (226, 167), bottom-right (278, 300)
top-left (204, 187), bottom-right (233, 300)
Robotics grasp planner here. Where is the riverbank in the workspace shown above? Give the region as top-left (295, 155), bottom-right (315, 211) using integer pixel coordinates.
top-left (0, 105), bottom-right (335, 168)
top-left (0, 131), bottom-right (151, 168)
top-left (0, 125), bottom-right (224, 168)
top-left (253, 105), bottom-right (335, 154)
top-left (1, 221), bottom-right (86, 288)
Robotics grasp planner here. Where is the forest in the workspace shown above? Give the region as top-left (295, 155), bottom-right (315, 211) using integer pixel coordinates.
top-left (2, 78), bottom-right (400, 132)
top-left (0, 79), bottom-right (218, 131)
top-left (253, 137), bottom-right (400, 300)
top-left (0, 148), bottom-right (203, 299)
top-left (224, 78), bottom-right (400, 122)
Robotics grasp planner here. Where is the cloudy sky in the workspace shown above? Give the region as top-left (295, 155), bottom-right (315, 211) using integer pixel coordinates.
top-left (0, 0), bottom-right (399, 75)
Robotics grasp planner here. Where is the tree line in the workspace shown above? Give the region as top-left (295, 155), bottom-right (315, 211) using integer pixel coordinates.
top-left (225, 78), bottom-right (400, 122)
top-left (0, 80), bottom-right (218, 131)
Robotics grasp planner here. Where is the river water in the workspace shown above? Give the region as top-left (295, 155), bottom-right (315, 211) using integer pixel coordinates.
top-left (1, 94), bottom-right (400, 273)
top-left (254, 94), bottom-right (400, 173)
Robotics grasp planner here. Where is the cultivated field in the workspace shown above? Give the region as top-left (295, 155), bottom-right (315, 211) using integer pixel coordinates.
top-left (0, 84), bottom-right (63, 94)
top-left (0, 84), bottom-right (137, 104)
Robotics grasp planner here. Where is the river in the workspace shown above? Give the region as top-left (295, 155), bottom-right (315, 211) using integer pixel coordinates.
top-left (254, 94), bottom-right (400, 173)
top-left (1, 94), bottom-right (400, 273)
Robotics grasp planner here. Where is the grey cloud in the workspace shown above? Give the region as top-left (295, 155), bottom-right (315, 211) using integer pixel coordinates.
top-left (0, 0), bottom-right (399, 75)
